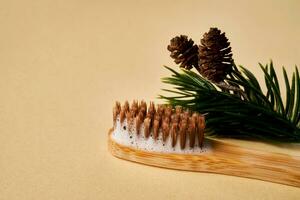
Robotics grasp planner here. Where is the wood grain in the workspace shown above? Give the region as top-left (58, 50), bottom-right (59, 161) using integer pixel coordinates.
top-left (108, 128), bottom-right (300, 187)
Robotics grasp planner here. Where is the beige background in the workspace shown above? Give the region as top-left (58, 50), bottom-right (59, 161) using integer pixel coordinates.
top-left (1, 0), bottom-right (300, 199)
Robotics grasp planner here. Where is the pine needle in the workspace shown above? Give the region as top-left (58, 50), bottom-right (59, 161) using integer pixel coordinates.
top-left (160, 63), bottom-right (300, 143)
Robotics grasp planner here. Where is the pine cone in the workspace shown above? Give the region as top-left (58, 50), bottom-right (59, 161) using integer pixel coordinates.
top-left (198, 28), bottom-right (233, 82)
top-left (167, 35), bottom-right (199, 70)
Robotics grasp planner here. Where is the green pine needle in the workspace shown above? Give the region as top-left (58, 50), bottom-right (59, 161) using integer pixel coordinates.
top-left (160, 63), bottom-right (300, 143)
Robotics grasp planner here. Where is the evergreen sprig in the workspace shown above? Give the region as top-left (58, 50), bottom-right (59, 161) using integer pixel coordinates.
top-left (162, 28), bottom-right (300, 143)
top-left (160, 64), bottom-right (300, 143)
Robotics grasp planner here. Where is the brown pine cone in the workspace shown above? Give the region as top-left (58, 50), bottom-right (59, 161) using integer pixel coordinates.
top-left (167, 35), bottom-right (199, 70)
top-left (198, 28), bottom-right (233, 82)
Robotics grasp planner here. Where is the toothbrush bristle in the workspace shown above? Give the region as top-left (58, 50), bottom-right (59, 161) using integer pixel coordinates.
top-left (113, 101), bottom-right (121, 126)
top-left (162, 117), bottom-right (170, 142)
top-left (144, 117), bottom-right (151, 138)
top-left (198, 115), bottom-right (206, 147)
top-left (113, 101), bottom-right (206, 149)
top-left (136, 111), bottom-right (143, 135)
top-left (179, 119), bottom-right (187, 149)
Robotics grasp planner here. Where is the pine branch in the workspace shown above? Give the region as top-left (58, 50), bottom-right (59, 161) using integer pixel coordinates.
top-left (160, 65), bottom-right (300, 143)
top-left (164, 28), bottom-right (300, 143)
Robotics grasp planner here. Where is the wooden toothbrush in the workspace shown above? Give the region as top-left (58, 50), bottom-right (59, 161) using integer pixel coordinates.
top-left (109, 101), bottom-right (300, 188)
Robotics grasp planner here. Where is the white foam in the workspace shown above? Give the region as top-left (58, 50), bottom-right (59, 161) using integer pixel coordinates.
top-left (111, 117), bottom-right (211, 154)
